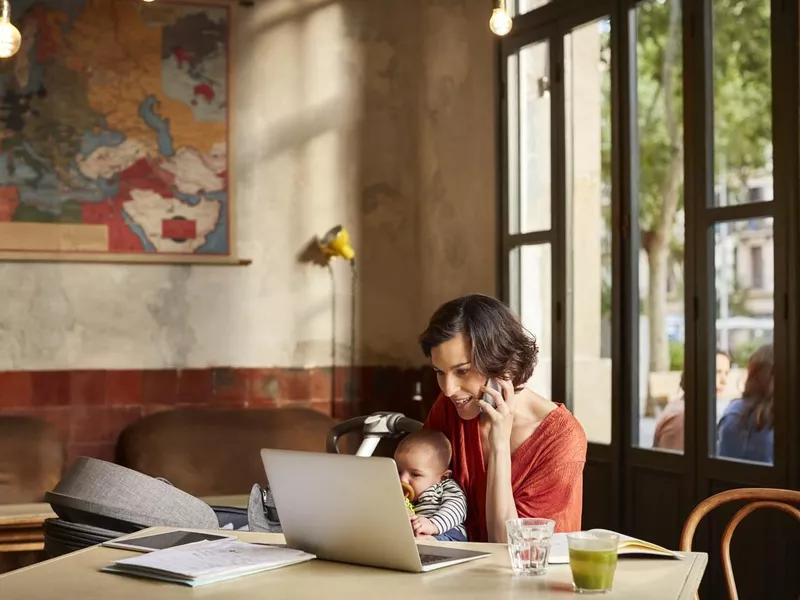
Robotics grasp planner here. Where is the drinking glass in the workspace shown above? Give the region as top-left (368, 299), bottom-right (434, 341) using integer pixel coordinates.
top-left (567, 531), bottom-right (620, 594)
top-left (505, 518), bottom-right (555, 575)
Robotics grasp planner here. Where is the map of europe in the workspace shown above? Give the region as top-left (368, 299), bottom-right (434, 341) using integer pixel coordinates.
top-left (0, 0), bottom-right (230, 259)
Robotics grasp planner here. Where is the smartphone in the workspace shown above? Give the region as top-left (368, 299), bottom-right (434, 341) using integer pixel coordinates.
top-left (481, 378), bottom-right (502, 408)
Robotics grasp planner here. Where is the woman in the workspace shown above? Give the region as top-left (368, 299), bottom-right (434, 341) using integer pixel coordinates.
top-left (420, 294), bottom-right (587, 542)
top-left (652, 350), bottom-right (731, 452)
top-left (717, 344), bottom-right (774, 464)
top-left (652, 371), bottom-right (687, 451)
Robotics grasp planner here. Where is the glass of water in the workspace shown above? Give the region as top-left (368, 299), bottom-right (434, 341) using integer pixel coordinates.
top-left (505, 518), bottom-right (555, 575)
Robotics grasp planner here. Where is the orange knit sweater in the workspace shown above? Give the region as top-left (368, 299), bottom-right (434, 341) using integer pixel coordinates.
top-left (424, 396), bottom-right (587, 542)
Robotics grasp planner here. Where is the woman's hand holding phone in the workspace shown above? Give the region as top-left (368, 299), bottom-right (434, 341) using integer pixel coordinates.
top-left (478, 377), bottom-right (516, 450)
top-left (481, 378), bottom-right (503, 408)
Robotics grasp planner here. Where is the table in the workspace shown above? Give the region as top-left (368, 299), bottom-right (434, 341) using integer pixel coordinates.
top-left (0, 526), bottom-right (708, 600)
top-left (0, 503), bottom-right (55, 553)
top-left (0, 495), bottom-right (248, 554)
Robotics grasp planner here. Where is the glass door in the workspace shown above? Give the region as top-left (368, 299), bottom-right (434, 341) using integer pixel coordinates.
top-left (501, 0), bottom-right (799, 595)
top-left (502, 1), bottom-right (620, 532)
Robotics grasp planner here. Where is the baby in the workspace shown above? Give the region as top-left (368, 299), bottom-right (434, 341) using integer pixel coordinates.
top-left (394, 429), bottom-right (468, 541)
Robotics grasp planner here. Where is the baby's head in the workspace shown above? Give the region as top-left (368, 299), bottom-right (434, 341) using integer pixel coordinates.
top-left (394, 429), bottom-right (453, 500)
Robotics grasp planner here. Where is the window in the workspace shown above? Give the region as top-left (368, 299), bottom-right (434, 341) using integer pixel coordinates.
top-left (506, 39), bottom-right (553, 398)
top-left (512, 42), bottom-right (551, 234)
top-left (712, 0), bottom-right (772, 207)
top-left (634, 0), bottom-right (685, 452)
top-left (713, 220), bottom-right (774, 464)
top-left (500, 0), bottom-right (784, 468)
top-left (565, 17), bottom-right (612, 444)
top-left (500, 0), bottom-right (792, 588)
top-left (515, 0), bottom-right (550, 17)
top-left (709, 0), bottom-right (774, 466)
top-left (513, 244), bottom-right (553, 398)
top-left (750, 245), bottom-right (764, 289)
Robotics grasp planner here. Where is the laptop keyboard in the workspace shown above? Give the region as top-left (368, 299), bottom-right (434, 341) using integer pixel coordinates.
top-left (419, 553), bottom-right (452, 566)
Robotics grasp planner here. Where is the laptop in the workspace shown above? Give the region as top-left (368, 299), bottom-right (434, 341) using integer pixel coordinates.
top-left (260, 448), bottom-right (491, 572)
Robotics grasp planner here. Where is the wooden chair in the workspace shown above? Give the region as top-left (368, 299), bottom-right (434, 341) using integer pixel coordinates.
top-left (679, 488), bottom-right (800, 600)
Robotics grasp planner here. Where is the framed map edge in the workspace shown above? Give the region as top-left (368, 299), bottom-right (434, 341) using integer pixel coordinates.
top-left (0, 0), bottom-right (240, 266)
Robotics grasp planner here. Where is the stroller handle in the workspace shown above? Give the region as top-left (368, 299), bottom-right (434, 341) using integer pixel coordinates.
top-left (326, 412), bottom-right (423, 454)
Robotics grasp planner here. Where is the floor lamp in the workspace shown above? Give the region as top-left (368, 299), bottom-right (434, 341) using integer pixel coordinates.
top-left (319, 225), bottom-right (357, 416)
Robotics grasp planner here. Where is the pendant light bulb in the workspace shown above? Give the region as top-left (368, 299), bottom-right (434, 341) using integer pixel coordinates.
top-left (489, 1), bottom-right (513, 36)
top-left (0, 0), bottom-right (21, 59)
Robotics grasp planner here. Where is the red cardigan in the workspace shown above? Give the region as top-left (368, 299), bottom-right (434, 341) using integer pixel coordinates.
top-left (424, 396), bottom-right (587, 542)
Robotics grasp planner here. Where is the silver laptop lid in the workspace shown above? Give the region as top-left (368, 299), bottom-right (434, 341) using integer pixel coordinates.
top-left (261, 448), bottom-right (423, 572)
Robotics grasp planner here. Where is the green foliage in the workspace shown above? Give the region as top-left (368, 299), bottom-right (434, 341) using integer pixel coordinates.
top-left (637, 0), bottom-right (771, 225)
top-left (636, 0), bottom-right (771, 230)
top-left (669, 340), bottom-right (685, 372)
top-left (731, 335), bottom-right (770, 368)
top-left (601, 276), bottom-right (612, 319)
top-left (727, 277), bottom-right (753, 317)
top-left (632, 0), bottom-right (771, 367)
top-left (601, 24), bottom-right (612, 192)
top-left (636, 0), bottom-right (685, 234)
top-left (712, 0), bottom-right (772, 193)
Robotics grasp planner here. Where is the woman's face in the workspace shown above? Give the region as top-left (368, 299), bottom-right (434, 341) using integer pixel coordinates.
top-left (715, 352), bottom-right (731, 396)
top-left (430, 332), bottom-right (487, 421)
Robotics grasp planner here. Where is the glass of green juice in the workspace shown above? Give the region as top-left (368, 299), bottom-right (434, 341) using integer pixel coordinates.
top-left (566, 531), bottom-right (620, 594)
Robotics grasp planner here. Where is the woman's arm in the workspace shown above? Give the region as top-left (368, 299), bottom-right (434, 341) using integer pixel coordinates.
top-left (479, 379), bottom-right (521, 543)
top-left (481, 383), bottom-right (588, 539)
top-left (485, 444), bottom-right (518, 542)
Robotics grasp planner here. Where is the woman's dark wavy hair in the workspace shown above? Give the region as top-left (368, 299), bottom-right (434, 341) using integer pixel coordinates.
top-left (418, 294), bottom-right (539, 390)
top-left (740, 343), bottom-right (774, 431)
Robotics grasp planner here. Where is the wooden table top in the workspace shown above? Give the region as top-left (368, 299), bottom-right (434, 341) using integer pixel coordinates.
top-left (0, 526), bottom-right (708, 600)
top-left (0, 503), bottom-right (55, 527)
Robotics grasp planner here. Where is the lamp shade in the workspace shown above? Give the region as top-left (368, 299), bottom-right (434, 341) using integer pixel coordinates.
top-left (319, 225), bottom-right (355, 261)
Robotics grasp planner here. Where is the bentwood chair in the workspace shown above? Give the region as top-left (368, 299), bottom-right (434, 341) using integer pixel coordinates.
top-left (680, 487), bottom-right (800, 600)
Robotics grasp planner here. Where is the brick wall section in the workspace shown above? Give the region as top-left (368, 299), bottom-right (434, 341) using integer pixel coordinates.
top-left (0, 367), bottom-right (440, 465)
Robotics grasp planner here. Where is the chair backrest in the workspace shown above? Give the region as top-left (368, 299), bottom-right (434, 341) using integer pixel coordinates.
top-left (0, 416), bottom-right (66, 503)
top-left (679, 487), bottom-right (800, 600)
top-left (116, 407), bottom-right (338, 496)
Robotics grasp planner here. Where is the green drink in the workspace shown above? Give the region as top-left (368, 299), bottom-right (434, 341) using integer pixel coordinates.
top-left (566, 532), bottom-right (619, 594)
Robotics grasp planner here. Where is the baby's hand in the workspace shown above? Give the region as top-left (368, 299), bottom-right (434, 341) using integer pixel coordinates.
top-left (410, 515), bottom-right (439, 537)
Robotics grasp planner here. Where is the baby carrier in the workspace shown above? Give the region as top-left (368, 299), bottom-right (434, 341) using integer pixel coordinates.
top-left (251, 411), bottom-right (422, 533)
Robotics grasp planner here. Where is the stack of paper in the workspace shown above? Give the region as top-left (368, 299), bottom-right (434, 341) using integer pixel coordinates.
top-left (548, 529), bottom-right (684, 565)
top-left (102, 539), bottom-right (315, 587)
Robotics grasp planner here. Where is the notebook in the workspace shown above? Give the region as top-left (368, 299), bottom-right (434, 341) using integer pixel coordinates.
top-left (548, 529), bottom-right (684, 564)
top-left (102, 538), bottom-right (315, 587)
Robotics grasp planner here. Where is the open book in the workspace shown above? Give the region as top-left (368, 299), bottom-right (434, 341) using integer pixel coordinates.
top-left (102, 538), bottom-right (315, 587)
top-left (548, 529), bottom-right (684, 565)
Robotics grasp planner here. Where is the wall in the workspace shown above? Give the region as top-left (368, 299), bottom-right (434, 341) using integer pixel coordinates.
top-left (0, 0), bottom-right (496, 463)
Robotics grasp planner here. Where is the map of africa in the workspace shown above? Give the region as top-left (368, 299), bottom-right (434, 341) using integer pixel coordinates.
top-left (0, 0), bottom-right (230, 260)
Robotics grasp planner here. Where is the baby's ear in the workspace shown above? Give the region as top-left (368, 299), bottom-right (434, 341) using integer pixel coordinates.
top-left (441, 469), bottom-right (452, 481)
